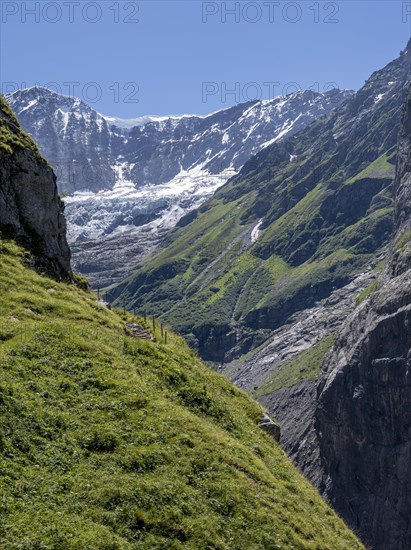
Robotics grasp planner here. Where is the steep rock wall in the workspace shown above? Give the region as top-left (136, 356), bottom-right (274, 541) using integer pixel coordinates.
top-left (0, 97), bottom-right (71, 277)
top-left (315, 80), bottom-right (411, 550)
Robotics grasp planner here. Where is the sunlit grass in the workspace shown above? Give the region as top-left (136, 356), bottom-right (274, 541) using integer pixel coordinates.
top-left (0, 238), bottom-right (363, 548)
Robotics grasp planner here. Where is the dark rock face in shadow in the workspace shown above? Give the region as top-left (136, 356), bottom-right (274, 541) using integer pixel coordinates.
top-left (0, 98), bottom-right (71, 278)
top-left (315, 80), bottom-right (411, 550)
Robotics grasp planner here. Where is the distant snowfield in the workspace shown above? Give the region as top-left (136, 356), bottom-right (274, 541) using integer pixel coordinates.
top-left (100, 111), bottom-right (214, 129)
top-left (65, 164), bottom-right (237, 242)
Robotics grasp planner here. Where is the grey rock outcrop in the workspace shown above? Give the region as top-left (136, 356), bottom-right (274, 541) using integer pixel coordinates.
top-left (258, 413), bottom-right (280, 442)
top-left (260, 381), bottom-right (320, 484)
top-left (0, 97), bottom-right (71, 278)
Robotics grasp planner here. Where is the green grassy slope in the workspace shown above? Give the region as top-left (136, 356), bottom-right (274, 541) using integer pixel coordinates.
top-left (111, 44), bottom-right (410, 364)
top-left (0, 95), bottom-right (42, 156)
top-left (0, 238), bottom-right (363, 549)
top-left (111, 150), bottom-right (394, 362)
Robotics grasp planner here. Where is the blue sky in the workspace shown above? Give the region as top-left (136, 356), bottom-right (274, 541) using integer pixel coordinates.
top-left (1, 1), bottom-right (410, 117)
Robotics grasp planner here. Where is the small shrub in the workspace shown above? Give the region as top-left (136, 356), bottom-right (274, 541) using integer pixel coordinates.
top-left (178, 385), bottom-right (214, 414)
top-left (82, 430), bottom-right (119, 453)
top-left (121, 447), bottom-right (169, 473)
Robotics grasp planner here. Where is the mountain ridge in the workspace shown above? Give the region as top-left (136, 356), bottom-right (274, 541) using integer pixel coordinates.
top-left (111, 41), bottom-right (410, 364)
top-left (8, 85), bottom-right (352, 287)
top-left (313, 77), bottom-right (411, 550)
top-left (9, 86), bottom-right (352, 195)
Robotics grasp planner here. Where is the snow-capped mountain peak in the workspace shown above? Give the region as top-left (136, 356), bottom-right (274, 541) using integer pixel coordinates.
top-left (7, 86), bottom-right (353, 286)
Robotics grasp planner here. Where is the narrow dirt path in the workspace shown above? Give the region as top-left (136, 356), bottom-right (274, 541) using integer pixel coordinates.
top-left (126, 323), bottom-right (156, 341)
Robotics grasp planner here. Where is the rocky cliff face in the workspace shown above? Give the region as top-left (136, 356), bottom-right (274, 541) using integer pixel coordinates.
top-left (314, 80), bottom-right (411, 550)
top-left (0, 96), bottom-right (71, 278)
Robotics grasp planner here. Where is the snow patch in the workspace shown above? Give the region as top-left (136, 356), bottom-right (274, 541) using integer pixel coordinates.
top-left (251, 219), bottom-right (263, 243)
top-left (18, 99), bottom-right (38, 114)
